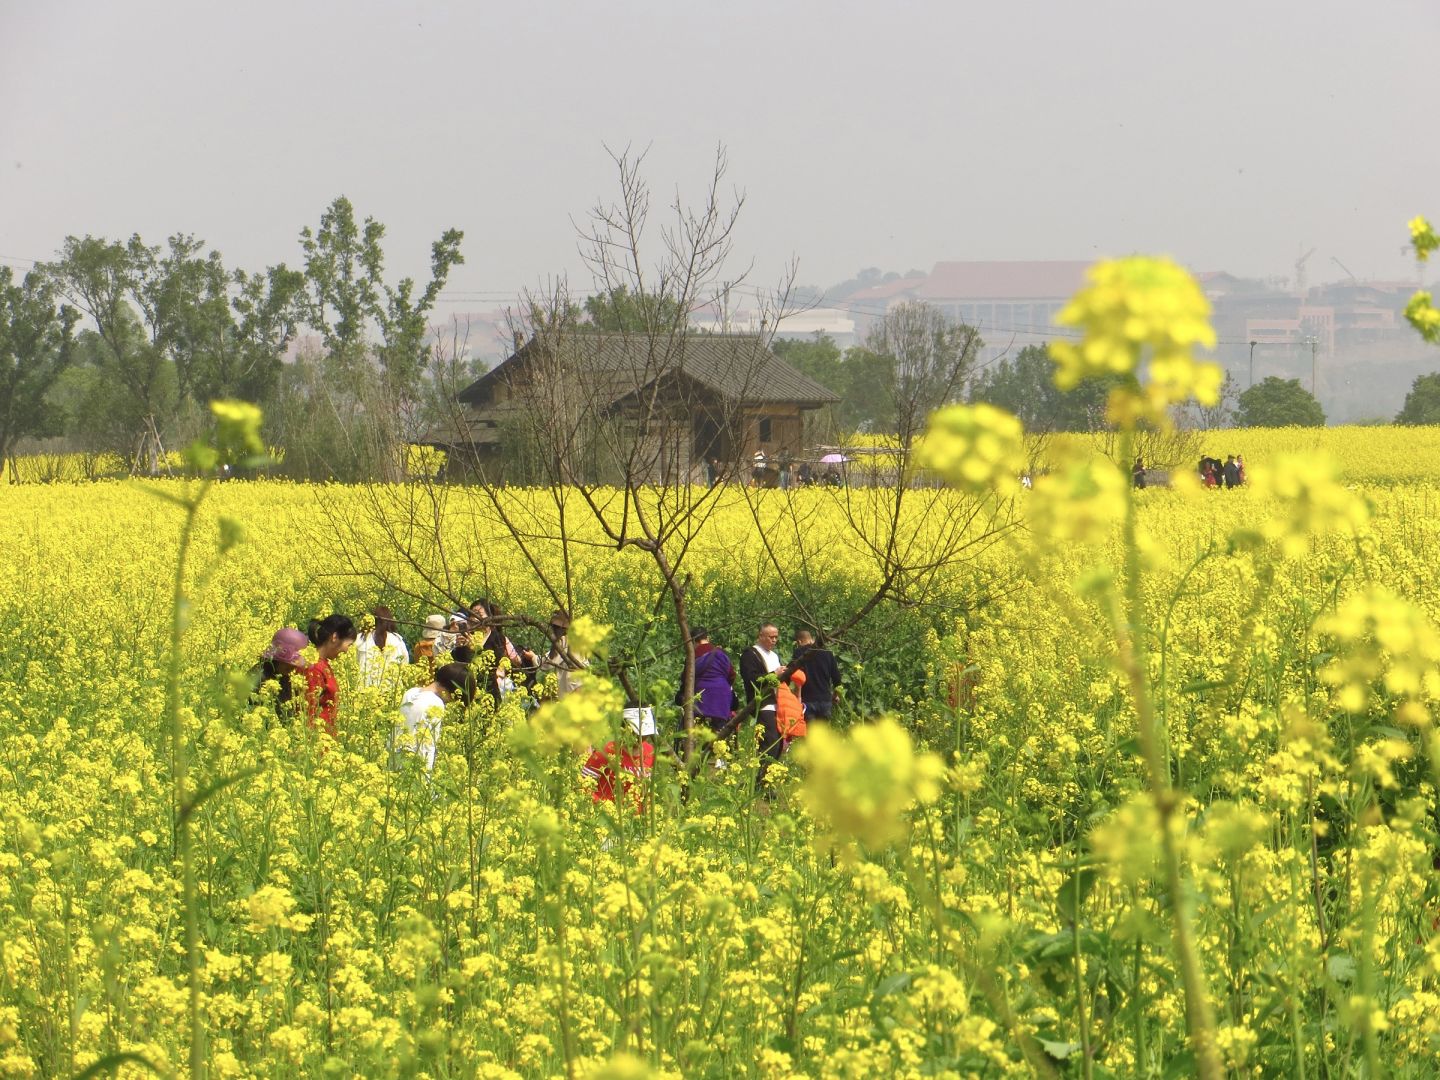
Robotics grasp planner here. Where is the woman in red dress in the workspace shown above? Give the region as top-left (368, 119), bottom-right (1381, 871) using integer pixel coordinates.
top-left (305, 615), bottom-right (357, 737)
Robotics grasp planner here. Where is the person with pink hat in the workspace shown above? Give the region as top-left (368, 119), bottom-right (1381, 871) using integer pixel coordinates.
top-left (248, 628), bottom-right (310, 722)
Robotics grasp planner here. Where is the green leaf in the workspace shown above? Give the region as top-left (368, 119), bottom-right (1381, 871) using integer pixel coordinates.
top-left (1179, 678), bottom-right (1229, 695)
top-left (184, 439), bottom-right (217, 472)
top-left (1040, 1039), bottom-right (1081, 1060)
top-left (1327, 952), bottom-right (1358, 984)
top-left (218, 515), bottom-right (245, 552)
top-left (137, 485), bottom-right (193, 509)
top-left (1161, 1049), bottom-right (1196, 1079)
top-left (1057, 867), bottom-right (1098, 926)
top-left (874, 972), bottom-right (913, 997)
top-left (179, 766), bottom-right (264, 823)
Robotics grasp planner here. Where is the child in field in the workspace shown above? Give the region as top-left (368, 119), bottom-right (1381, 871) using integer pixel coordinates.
top-left (582, 706), bottom-right (657, 811)
top-left (305, 615), bottom-right (357, 737)
top-left (414, 614), bottom-right (447, 672)
top-left (390, 662), bottom-right (474, 773)
top-left (537, 609), bottom-right (586, 700)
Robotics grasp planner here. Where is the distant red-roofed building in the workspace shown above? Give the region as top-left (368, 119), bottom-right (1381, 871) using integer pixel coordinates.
top-left (897, 261), bottom-right (1091, 366)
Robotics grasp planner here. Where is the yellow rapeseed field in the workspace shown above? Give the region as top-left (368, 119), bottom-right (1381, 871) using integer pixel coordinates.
top-left (2, 458), bottom-right (1440, 1077)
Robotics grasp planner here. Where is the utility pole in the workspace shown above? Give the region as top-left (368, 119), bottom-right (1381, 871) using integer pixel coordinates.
top-left (1309, 335), bottom-right (1318, 397)
top-left (1249, 340), bottom-right (1256, 388)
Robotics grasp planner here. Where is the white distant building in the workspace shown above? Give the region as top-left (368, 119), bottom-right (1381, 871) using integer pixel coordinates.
top-left (689, 306), bottom-right (858, 348)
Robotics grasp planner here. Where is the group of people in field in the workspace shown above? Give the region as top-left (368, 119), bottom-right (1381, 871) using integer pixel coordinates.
top-left (249, 602), bottom-right (843, 807)
top-left (701, 453), bottom-right (845, 489)
top-left (1129, 454), bottom-right (1250, 490)
top-left (1198, 454), bottom-right (1247, 488)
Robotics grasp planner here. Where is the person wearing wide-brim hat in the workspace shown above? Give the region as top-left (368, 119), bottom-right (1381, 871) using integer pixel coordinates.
top-left (414, 614), bottom-right (448, 672)
top-left (248, 628), bottom-right (310, 722)
top-left (538, 609), bottom-right (586, 700)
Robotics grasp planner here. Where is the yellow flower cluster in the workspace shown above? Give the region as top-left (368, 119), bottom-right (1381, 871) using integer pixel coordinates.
top-left (1320, 587), bottom-right (1440, 713)
top-left (1249, 453), bottom-right (1370, 559)
top-left (1050, 255), bottom-right (1221, 425)
top-left (797, 717), bottom-right (944, 853)
top-left (9, 249), bottom-right (1440, 1075)
top-left (917, 403), bottom-right (1026, 496)
top-left (1411, 215), bottom-right (1439, 263)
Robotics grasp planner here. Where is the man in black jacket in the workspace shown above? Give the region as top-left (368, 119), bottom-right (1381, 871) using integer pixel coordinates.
top-left (791, 627), bottom-right (841, 720)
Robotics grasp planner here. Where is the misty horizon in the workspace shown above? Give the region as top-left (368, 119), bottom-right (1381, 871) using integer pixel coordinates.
top-left (4, 1), bottom-right (1437, 301)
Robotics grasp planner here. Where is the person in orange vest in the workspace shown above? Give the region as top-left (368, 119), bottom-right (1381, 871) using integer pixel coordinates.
top-left (773, 668), bottom-right (808, 754)
top-left (581, 705), bottom-right (657, 812)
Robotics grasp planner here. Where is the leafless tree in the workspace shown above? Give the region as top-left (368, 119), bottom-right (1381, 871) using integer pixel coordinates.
top-left (740, 301), bottom-right (1023, 650)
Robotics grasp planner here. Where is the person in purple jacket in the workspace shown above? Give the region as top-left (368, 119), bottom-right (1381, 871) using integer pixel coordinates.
top-left (678, 625), bottom-right (739, 746)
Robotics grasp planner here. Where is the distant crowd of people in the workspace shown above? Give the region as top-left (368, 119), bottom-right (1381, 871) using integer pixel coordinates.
top-left (1199, 455), bottom-right (1247, 489)
top-left (702, 452), bottom-right (845, 490)
top-left (1129, 454), bottom-right (1249, 490)
top-left (249, 604), bottom-right (843, 807)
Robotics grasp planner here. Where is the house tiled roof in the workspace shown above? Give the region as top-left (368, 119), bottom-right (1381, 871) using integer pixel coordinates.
top-left (914, 261), bottom-right (1092, 301)
top-left (457, 332), bottom-right (839, 408)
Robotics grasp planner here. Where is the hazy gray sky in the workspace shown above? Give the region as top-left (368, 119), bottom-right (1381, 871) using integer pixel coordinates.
top-left (2, 0), bottom-right (1436, 304)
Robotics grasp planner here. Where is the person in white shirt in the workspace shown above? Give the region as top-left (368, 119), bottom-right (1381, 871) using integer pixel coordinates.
top-left (390, 663), bottom-right (473, 773)
top-left (739, 623), bottom-right (789, 786)
top-left (356, 605), bottom-right (410, 689)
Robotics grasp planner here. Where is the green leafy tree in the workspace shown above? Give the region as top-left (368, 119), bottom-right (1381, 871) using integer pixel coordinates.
top-left (206, 264), bottom-right (305, 403)
top-left (0, 267), bottom-right (77, 477)
top-left (772, 334), bottom-right (899, 433)
top-left (1236, 376), bottom-right (1325, 427)
top-left (128, 234), bottom-right (226, 404)
top-left (44, 235), bottom-right (186, 465)
top-left (1396, 372), bottom-right (1440, 425)
top-left (834, 345), bottom-right (898, 433)
top-left (299, 195), bottom-right (464, 398)
top-left (299, 197), bottom-right (387, 366)
top-left (46, 236), bottom-right (170, 427)
top-left (582, 286), bottom-right (686, 333)
top-left (289, 197), bottom-right (464, 478)
top-left (772, 333), bottom-right (843, 390)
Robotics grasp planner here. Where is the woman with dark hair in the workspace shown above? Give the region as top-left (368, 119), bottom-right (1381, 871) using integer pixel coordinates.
top-left (305, 614), bottom-right (357, 736)
top-left (356, 605), bottom-right (409, 689)
top-left (467, 598), bottom-right (538, 706)
top-left (679, 625), bottom-right (739, 741)
top-left (391, 662), bottom-right (475, 773)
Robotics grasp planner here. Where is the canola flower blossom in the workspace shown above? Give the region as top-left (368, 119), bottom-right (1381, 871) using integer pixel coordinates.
top-left (1319, 587), bottom-right (1440, 713)
top-left (797, 717), bottom-right (944, 853)
top-left (1049, 256), bottom-right (1221, 422)
top-left (1248, 453), bottom-right (1371, 559)
top-left (1026, 451), bottom-right (1129, 547)
top-left (1410, 215), bottom-right (1439, 263)
top-left (1404, 217), bottom-right (1440, 342)
top-left (917, 402), bottom-right (1027, 496)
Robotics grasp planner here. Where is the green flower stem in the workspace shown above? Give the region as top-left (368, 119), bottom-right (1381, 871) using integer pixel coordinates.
top-left (1116, 428), bottom-right (1222, 1080)
top-left (165, 476), bottom-right (213, 1080)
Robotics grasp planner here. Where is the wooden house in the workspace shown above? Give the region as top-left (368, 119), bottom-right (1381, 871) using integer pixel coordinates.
top-left (442, 332), bottom-right (838, 483)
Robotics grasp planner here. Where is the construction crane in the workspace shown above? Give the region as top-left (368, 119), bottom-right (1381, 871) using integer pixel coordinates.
top-left (1331, 256), bottom-right (1357, 282)
top-left (1295, 247), bottom-right (1316, 294)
